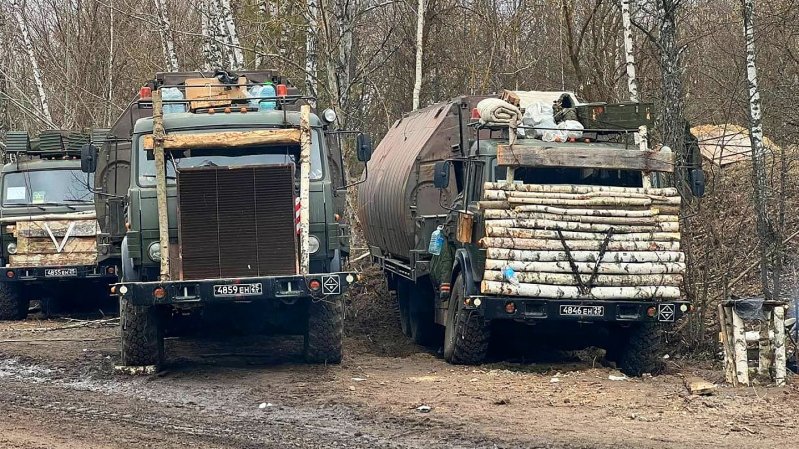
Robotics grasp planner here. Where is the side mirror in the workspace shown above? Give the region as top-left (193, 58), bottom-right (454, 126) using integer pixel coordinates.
top-left (689, 168), bottom-right (705, 198)
top-left (433, 160), bottom-right (451, 189)
top-left (356, 133), bottom-right (372, 162)
top-left (80, 144), bottom-right (98, 173)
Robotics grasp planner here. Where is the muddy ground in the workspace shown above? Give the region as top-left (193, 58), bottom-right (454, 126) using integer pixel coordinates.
top-left (1, 309), bottom-right (798, 449)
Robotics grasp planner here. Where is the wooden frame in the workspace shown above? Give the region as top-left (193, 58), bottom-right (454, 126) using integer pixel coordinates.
top-left (142, 129), bottom-right (302, 151)
top-left (496, 144), bottom-right (674, 173)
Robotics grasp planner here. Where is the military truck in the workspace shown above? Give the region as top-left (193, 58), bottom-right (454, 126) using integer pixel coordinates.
top-left (358, 93), bottom-right (704, 375)
top-left (0, 130), bottom-right (117, 320)
top-left (82, 71), bottom-right (368, 367)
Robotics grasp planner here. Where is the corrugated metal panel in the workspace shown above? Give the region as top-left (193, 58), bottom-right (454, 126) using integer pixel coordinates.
top-left (357, 96), bottom-right (485, 259)
top-left (178, 165), bottom-right (297, 279)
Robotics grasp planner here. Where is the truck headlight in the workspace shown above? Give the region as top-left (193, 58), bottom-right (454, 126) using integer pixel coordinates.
top-left (6, 242), bottom-right (16, 255)
top-left (308, 236), bottom-right (320, 254)
top-left (147, 242), bottom-right (161, 262)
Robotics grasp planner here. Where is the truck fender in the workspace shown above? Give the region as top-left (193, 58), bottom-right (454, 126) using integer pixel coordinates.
top-left (452, 249), bottom-right (479, 296)
top-left (120, 237), bottom-right (140, 282)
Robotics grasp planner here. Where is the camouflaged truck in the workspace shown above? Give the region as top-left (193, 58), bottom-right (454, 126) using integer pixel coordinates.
top-left (81, 71), bottom-right (370, 368)
top-left (359, 92), bottom-right (705, 376)
top-left (0, 130), bottom-right (117, 320)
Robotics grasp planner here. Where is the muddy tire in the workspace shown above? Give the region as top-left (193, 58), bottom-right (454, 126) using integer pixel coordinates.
top-left (618, 323), bottom-right (669, 376)
top-left (120, 298), bottom-right (164, 367)
top-left (408, 280), bottom-right (435, 345)
top-left (304, 299), bottom-right (343, 364)
top-left (0, 283), bottom-right (28, 321)
top-left (443, 274), bottom-right (490, 364)
top-left (396, 281), bottom-right (412, 338)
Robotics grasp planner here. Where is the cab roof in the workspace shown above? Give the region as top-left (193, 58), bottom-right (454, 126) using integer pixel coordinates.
top-left (132, 110), bottom-right (324, 135)
top-left (2, 158), bottom-right (82, 174)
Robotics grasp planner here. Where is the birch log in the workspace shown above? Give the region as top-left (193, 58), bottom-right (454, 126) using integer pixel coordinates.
top-left (483, 182), bottom-right (678, 197)
top-left (731, 307), bottom-right (750, 386)
top-left (718, 304), bottom-right (737, 386)
top-left (152, 90), bottom-right (171, 281)
top-left (481, 281), bottom-right (681, 299)
top-left (483, 270), bottom-right (683, 287)
top-left (484, 189), bottom-right (680, 204)
top-left (483, 210), bottom-right (679, 225)
top-left (758, 309), bottom-right (773, 378)
top-left (486, 248), bottom-right (685, 263)
top-left (479, 237), bottom-right (680, 252)
top-left (484, 259), bottom-right (686, 274)
top-left (484, 219), bottom-right (678, 233)
top-left (509, 204), bottom-right (666, 217)
top-left (773, 305), bottom-right (786, 386)
top-left (484, 227), bottom-right (681, 242)
top-left (299, 105), bottom-right (312, 274)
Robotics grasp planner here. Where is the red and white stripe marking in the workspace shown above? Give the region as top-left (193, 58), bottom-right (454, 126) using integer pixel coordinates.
top-left (295, 197), bottom-right (301, 235)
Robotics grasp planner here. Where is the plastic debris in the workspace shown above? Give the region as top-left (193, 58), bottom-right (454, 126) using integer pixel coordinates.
top-left (416, 405), bottom-right (432, 413)
top-left (608, 375), bottom-right (628, 381)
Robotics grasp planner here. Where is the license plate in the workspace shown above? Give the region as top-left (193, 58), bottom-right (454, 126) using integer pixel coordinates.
top-left (559, 305), bottom-right (604, 317)
top-left (45, 268), bottom-right (78, 277)
top-left (213, 283), bottom-right (263, 297)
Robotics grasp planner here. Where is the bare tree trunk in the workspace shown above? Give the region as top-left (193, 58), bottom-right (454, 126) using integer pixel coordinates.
top-left (742, 0), bottom-right (775, 300)
top-left (154, 0), bottom-right (180, 72)
top-left (336, 0), bottom-right (354, 123)
top-left (412, 0), bottom-right (424, 110)
top-left (305, 0), bottom-right (319, 107)
top-left (620, 0), bottom-right (638, 102)
top-left (106, 0), bottom-right (115, 127)
top-left (202, 0), bottom-right (224, 70)
top-left (10, 0), bottom-right (52, 124)
top-left (218, 0), bottom-right (244, 68)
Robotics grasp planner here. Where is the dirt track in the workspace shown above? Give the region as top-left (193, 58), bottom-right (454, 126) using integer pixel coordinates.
top-left (1, 314), bottom-right (798, 449)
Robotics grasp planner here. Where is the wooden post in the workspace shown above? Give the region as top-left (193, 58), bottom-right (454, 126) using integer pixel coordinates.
top-left (638, 125), bottom-right (652, 189)
top-left (757, 309), bottom-right (773, 378)
top-left (152, 89), bottom-right (171, 281)
top-left (731, 307), bottom-right (750, 386)
top-left (298, 105), bottom-right (311, 275)
top-left (773, 305), bottom-right (786, 386)
top-left (718, 304), bottom-right (737, 386)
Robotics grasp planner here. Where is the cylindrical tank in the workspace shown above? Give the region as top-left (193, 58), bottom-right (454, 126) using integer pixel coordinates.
top-left (358, 96), bottom-right (484, 260)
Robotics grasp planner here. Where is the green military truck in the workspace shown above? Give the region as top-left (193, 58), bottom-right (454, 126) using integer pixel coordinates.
top-left (358, 92), bottom-right (704, 375)
top-left (0, 130), bottom-right (117, 320)
top-left (82, 71), bottom-right (367, 367)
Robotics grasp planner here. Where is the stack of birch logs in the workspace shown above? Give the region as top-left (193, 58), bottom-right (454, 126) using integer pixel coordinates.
top-left (478, 182), bottom-right (684, 299)
top-left (2, 212), bottom-right (98, 267)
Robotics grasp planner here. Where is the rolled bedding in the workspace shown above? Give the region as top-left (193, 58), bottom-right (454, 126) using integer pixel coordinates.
top-left (476, 98), bottom-right (521, 125)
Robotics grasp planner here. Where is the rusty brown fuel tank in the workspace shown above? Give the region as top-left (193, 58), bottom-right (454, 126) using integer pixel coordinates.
top-left (358, 96), bottom-right (485, 260)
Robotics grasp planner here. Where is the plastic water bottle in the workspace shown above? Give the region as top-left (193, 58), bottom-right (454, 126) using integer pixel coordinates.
top-left (258, 83), bottom-right (277, 111)
top-left (428, 225), bottom-right (445, 255)
top-left (502, 265), bottom-right (520, 286)
top-left (161, 87), bottom-right (186, 114)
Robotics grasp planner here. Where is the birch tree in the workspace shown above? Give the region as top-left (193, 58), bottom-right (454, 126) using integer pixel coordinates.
top-left (218, 0), bottom-right (244, 68)
top-left (202, 0), bottom-right (225, 70)
top-left (620, 0), bottom-right (638, 102)
top-left (10, 0), bottom-right (52, 125)
top-left (306, 0), bottom-right (319, 107)
top-left (411, 0), bottom-right (424, 110)
top-left (154, 0), bottom-right (180, 71)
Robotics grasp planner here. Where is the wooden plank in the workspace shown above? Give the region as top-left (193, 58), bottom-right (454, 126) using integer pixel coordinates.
top-left (14, 220), bottom-right (97, 238)
top-left (143, 129), bottom-right (302, 151)
top-left (0, 212), bottom-right (96, 223)
top-left (479, 237), bottom-right (680, 252)
top-left (484, 182), bottom-right (678, 196)
top-left (480, 281), bottom-right (681, 299)
top-left (456, 212), bottom-right (474, 244)
top-left (483, 270), bottom-right (683, 287)
top-left (10, 253), bottom-right (97, 267)
top-left (184, 76), bottom-right (248, 110)
top-left (683, 376), bottom-right (717, 396)
top-left (484, 259), bottom-right (686, 274)
top-left (16, 237), bottom-right (96, 255)
top-left (485, 248), bottom-right (685, 263)
top-left (496, 144), bottom-right (674, 172)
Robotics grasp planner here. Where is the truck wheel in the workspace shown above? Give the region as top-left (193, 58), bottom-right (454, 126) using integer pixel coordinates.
top-left (443, 274), bottom-right (490, 364)
top-left (304, 298), bottom-right (343, 364)
top-left (0, 283), bottom-right (28, 320)
top-left (120, 298), bottom-right (164, 367)
top-left (618, 323), bottom-right (669, 376)
top-left (396, 281), bottom-right (412, 338)
top-left (408, 280), bottom-right (435, 345)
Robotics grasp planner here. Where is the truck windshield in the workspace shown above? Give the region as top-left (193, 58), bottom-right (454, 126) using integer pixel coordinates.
top-left (137, 129), bottom-right (325, 186)
top-left (2, 169), bottom-right (93, 206)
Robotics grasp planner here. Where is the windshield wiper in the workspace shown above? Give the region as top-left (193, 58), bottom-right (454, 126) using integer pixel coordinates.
top-left (141, 174), bottom-right (178, 180)
top-left (63, 199), bottom-right (93, 204)
top-left (32, 202), bottom-right (77, 211)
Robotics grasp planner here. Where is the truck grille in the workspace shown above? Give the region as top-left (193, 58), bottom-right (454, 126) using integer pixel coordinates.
top-left (177, 164), bottom-right (298, 279)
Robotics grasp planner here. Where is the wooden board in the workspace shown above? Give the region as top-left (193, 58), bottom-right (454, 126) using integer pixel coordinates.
top-left (10, 252), bottom-right (96, 267)
top-left (14, 220), bottom-right (97, 238)
top-left (143, 129), bottom-right (301, 151)
top-left (184, 76), bottom-right (248, 110)
top-left (16, 237), bottom-right (96, 255)
top-left (496, 144), bottom-right (674, 172)
top-left (683, 376), bottom-right (717, 396)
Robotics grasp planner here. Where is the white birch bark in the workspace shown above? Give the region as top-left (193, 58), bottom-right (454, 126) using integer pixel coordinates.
top-left (305, 0), bottom-right (319, 107)
top-left (218, 0), bottom-right (244, 68)
top-left (412, 0), bottom-right (424, 110)
top-left (336, 0), bottom-right (354, 121)
top-left (742, 0), bottom-right (772, 299)
top-left (202, 0), bottom-right (224, 70)
top-left (154, 0), bottom-right (180, 72)
top-left (10, 0), bottom-right (52, 124)
top-left (620, 0), bottom-right (638, 102)
top-left (106, 0), bottom-right (115, 126)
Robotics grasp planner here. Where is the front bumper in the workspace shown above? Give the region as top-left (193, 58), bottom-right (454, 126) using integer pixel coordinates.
top-left (117, 272), bottom-right (356, 306)
top-left (474, 296), bottom-right (691, 323)
top-left (2, 264), bottom-right (118, 283)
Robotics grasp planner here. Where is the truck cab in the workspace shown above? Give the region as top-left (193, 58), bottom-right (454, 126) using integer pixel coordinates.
top-left (84, 71), bottom-right (367, 368)
top-left (0, 131), bottom-right (117, 320)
